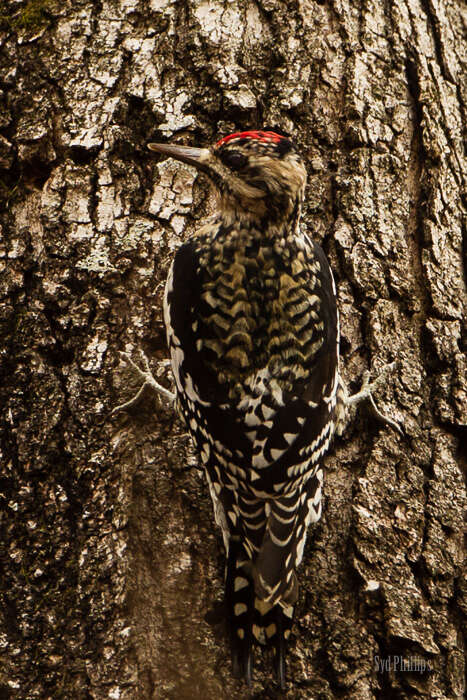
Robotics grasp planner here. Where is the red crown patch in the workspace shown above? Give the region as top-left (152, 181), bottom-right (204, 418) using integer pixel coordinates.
top-left (215, 130), bottom-right (285, 147)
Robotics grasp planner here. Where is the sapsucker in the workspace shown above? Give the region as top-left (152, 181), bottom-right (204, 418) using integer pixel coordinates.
top-left (116, 130), bottom-right (400, 688)
top-left (146, 130), bottom-right (347, 686)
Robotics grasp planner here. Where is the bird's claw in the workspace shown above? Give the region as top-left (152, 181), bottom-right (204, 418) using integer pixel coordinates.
top-left (347, 361), bottom-right (403, 435)
top-left (112, 350), bottom-right (175, 415)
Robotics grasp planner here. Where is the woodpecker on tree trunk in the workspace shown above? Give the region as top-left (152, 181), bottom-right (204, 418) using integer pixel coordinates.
top-left (115, 130), bottom-right (401, 689)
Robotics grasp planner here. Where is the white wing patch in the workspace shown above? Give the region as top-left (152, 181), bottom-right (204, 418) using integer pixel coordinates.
top-left (164, 260), bottom-right (211, 407)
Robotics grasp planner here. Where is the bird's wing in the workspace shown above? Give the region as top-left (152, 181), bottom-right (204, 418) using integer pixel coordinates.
top-left (164, 240), bottom-right (220, 404)
top-left (163, 239), bottom-right (251, 454)
top-left (240, 235), bottom-right (340, 485)
top-left (240, 236), bottom-right (341, 603)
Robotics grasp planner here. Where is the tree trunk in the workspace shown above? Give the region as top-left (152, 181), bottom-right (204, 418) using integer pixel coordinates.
top-left (0, 0), bottom-right (465, 698)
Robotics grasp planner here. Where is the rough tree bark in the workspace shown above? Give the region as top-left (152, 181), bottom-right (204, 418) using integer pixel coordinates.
top-left (0, 0), bottom-right (466, 698)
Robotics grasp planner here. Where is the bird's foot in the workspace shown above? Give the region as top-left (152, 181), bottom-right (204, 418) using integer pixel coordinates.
top-left (347, 361), bottom-right (403, 435)
top-left (112, 350), bottom-right (175, 415)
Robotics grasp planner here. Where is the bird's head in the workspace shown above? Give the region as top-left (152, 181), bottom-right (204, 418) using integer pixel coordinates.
top-left (148, 130), bottom-right (307, 224)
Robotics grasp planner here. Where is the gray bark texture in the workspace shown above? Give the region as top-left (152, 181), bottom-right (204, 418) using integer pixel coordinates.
top-left (0, 0), bottom-right (466, 698)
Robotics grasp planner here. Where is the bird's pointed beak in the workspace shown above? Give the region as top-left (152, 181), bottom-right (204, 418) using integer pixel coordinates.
top-left (148, 142), bottom-right (210, 170)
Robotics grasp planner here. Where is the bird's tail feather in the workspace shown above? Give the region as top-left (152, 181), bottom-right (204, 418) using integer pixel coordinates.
top-left (226, 537), bottom-right (293, 689)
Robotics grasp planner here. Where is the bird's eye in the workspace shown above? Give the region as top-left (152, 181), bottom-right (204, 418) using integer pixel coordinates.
top-left (220, 150), bottom-right (248, 171)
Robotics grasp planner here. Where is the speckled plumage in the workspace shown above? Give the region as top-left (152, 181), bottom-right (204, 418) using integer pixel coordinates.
top-left (159, 131), bottom-right (346, 686)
